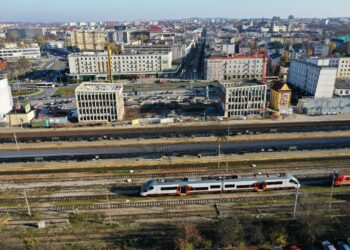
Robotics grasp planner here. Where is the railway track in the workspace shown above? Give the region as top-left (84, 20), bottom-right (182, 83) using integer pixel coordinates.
top-left (0, 193), bottom-right (293, 213)
top-left (1, 120), bottom-right (350, 143)
top-left (5, 201), bottom-right (348, 226)
top-left (2, 190), bottom-right (349, 214)
top-left (2, 136), bottom-right (350, 163)
top-left (1, 164), bottom-right (347, 184)
top-left (0, 191), bottom-right (139, 203)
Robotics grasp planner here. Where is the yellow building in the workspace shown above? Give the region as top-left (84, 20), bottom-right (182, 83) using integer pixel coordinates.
top-left (270, 82), bottom-right (292, 114)
top-left (71, 30), bottom-right (106, 51)
top-left (5, 103), bottom-right (35, 126)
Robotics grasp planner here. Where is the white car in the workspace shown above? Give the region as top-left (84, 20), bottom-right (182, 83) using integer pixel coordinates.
top-left (322, 241), bottom-right (336, 250)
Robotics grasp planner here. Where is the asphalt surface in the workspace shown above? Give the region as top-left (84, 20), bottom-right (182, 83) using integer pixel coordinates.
top-left (1, 137), bottom-right (350, 162)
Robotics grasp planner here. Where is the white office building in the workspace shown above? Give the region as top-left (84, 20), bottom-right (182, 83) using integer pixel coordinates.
top-left (68, 51), bottom-right (172, 80)
top-left (218, 81), bottom-right (267, 118)
top-left (288, 59), bottom-right (338, 98)
top-left (75, 82), bottom-right (125, 122)
top-left (0, 78), bottom-right (13, 123)
top-left (0, 45), bottom-right (41, 60)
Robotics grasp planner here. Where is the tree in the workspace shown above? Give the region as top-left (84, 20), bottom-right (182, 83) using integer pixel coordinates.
top-left (7, 31), bottom-right (20, 42)
top-left (328, 42), bottom-right (337, 55)
top-left (242, 218), bottom-right (265, 245)
top-left (34, 35), bottom-right (46, 46)
top-left (105, 43), bottom-right (121, 54)
top-left (306, 48), bottom-right (313, 57)
top-left (216, 216), bottom-right (244, 248)
top-left (175, 223), bottom-right (205, 250)
top-left (281, 52), bottom-right (290, 63)
top-left (136, 34), bottom-right (149, 45)
top-left (293, 212), bottom-right (331, 245)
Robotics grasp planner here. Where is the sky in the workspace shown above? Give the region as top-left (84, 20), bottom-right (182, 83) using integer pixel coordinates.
top-left (1, 0), bottom-right (350, 22)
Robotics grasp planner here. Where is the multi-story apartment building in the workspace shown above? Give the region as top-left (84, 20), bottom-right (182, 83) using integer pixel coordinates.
top-left (218, 81), bottom-right (267, 118)
top-left (337, 57), bottom-right (350, 78)
top-left (68, 51), bottom-right (172, 80)
top-left (288, 59), bottom-right (338, 98)
top-left (205, 54), bottom-right (268, 82)
top-left (75, 82), bottom-right (124, 122)
top-left (0, 44), bottom-right (41, 60)
top-left (311, 43), bottom-right (329, 57)
top-left (71, 30), bottom-right (106, 51)
top-left (123, 42), bottom-right (192, 64)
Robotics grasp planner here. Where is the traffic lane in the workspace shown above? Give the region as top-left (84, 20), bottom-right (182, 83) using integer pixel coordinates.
top-left (1, 137), bottom-right (350, 159)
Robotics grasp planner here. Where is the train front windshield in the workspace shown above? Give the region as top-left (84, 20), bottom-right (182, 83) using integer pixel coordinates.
top-left (289, 178), bottom-right (300, 188)
top-left (141, 180), bottom-right (154, 193)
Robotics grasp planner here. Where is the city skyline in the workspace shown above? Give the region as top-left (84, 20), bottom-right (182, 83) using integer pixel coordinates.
top-left (1, 0), bottom-right (350, 22)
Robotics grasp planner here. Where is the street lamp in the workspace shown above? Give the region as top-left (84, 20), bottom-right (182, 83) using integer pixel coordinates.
top-left (329, 171), bottom-right (336, 212)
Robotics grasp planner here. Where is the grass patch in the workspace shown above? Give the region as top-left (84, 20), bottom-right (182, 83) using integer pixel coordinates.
top-left (11, 88), bottom-right (40, 96)
top-left (53, 87), bottom-right (76, 97)
top-left (124, 81), bottom-right (211, 91)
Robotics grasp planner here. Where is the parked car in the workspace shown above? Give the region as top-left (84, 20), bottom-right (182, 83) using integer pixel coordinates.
top-left (289, 245), bottom-right (301, 250)
top-left (322, 241), bottom-right (336, 250)
top-left (338, 242), bottom-right (350, 250)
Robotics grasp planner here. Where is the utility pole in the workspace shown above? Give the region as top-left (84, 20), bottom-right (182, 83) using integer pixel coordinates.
top-left (329, 172), bottom-right (336, 212)
top-left (217, 143), bottom-right (221, 168)
top-left (227, 126), bottom-right (230, 142)
top-left (13, 132), bottom-right (19, 151)
top-left (23, 191), bottom-right (31, 217)
top-left (293, 188), bottom-right (299, 218)
top-left (106, 187), bottom-right (112, 225)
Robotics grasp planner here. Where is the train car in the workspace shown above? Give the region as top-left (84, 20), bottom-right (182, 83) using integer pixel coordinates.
top-left (334, 170), bottom-right (350, 186)
top-left (140, 173), bottom-right (300, 197)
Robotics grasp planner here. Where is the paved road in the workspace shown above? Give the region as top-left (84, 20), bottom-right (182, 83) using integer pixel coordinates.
top-left (1, 137), bottom-right (350, 162)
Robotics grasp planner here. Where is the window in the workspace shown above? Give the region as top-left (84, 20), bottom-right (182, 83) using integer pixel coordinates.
top-left (225, 184), bottom-right (235, 188)
top-left (190, 187), bottom-right (209, 191)
top-left (210, 185), bottom-right (221, 189)
top-left (145, 186), bottom-right (154, 192)
top-left (289, 179), bottom-right (298, 185)
top-left (160, 186), bottom-right (178, 191)
top-left (237, 184), bottom-right (254, 189)
top-left (267, 181), bottom-right (283, 185)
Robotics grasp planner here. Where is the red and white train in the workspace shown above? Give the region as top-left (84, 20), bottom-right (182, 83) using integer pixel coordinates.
top-left (140, 173), bottom-right (300, 197)
top-left (334, 170), bottom-right (350, 186)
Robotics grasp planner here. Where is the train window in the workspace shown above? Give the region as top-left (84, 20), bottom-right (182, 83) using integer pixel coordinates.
top-left (267, 181), bottom-right (283, 185)
top-left (345, 177), bottom-right (350, 181)
top-left (237, 184), bottom-right (253, 188)
top-left (145, 186), bottom-right (154, 191)
top-left (210, 185), bottom-right (221, 189)
top-left (225, 184), bottom-right (235, 188)
top-left (160, 187), bottom-right (178, 191)
top-left (190, 187), bottom-right (209, 191)
top-left (289, 179), bottom-right (298, 185)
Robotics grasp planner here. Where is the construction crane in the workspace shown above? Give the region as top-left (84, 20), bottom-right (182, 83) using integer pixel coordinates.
top-left (107, 45), bottom-right (113, 83)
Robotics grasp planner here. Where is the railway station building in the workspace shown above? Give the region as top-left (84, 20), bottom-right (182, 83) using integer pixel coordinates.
top-left (218, 80), bottom-right (267, 119)
top-left (75, 82), bottom-right (125, 123)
